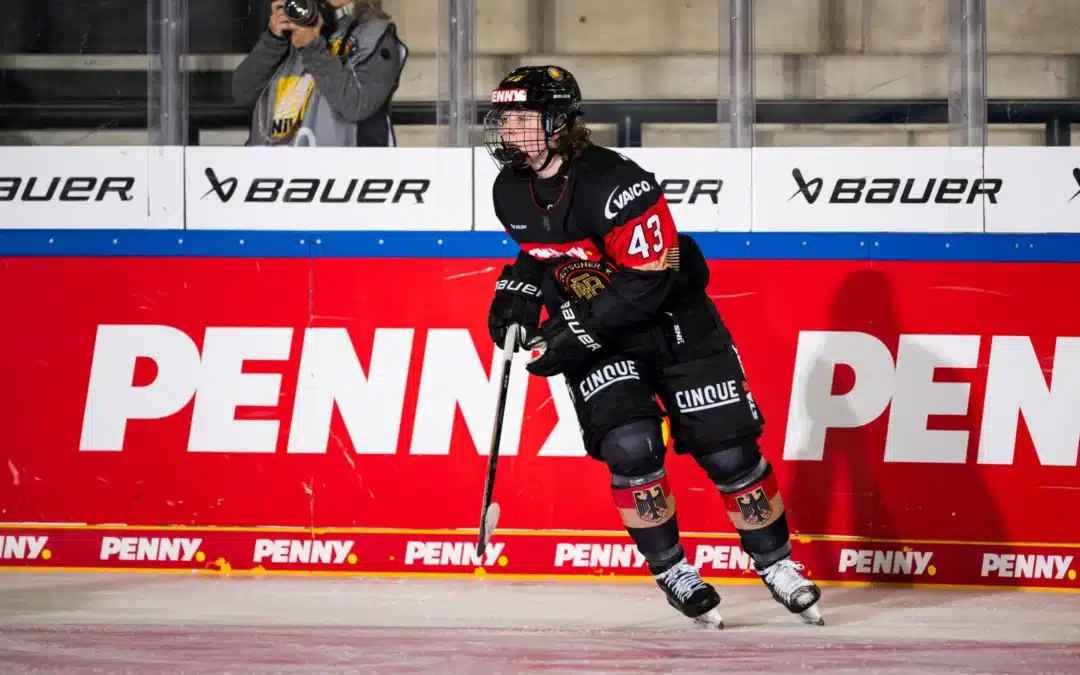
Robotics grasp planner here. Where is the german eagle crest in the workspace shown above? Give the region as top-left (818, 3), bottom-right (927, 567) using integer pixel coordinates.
top-left (633, 485), bottom-right (669, 522)
top-left (736, 488), bottom-right (773, 526)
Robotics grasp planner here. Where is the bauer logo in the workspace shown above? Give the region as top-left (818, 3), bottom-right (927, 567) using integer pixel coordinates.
top-left (692, 544), bottom-right (752, 571)
top-left (252, 539), bottom-right (356, 565)
top-left (0, 536), bottom-right (50, 561)
top-left (494, 278), bottom-right (542, 298)
top-left (201, 167), bottom-right (430, 205)
top-left (185, 147), bottom-right (471, 230)
top-left (980, 553), bottom-right (1075, 580)
top-left (838, 548), bottom-right (935, 576)
top-left (100, 537), bottom-right (204, 562)
top-left (0, 176), bottom-right (136, 203)
top-left (553, 543), bottom-right (647, 568)
top-left (0, 146), bottom-right (182, 229)
top-left (788, 168), bottom-right (1002, 205)
top-left (659, 179), bottom-right (723, 205)
top-left (404, 541), bottom-right (504, 567)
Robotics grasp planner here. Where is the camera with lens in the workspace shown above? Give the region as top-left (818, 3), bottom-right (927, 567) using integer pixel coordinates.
top-left (283, 0), bottom-right (328, 27)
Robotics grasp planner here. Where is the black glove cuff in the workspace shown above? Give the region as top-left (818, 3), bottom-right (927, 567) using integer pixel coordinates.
top-left (556, 300), bottom-right (602, 354)
top-left (494, 270), bottom-right (543, 301)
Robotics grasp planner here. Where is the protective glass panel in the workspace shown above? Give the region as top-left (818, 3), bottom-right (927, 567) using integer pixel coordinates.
top-left (0, 0), bottom-right (152, 146)
top-left (183, 0), bottom-right (263, 148)
top-left (364, 0), bottom-right (445, 147)
top-left (196, 0), bottom-right (306, 147)
top-left (499, 0), bottom-right (727, 149)
top-left (985, 0), bottom-right (1079, 146)
top-left (757, 0), bottom-right (953, 148)
top-left (212, 0), bottom-right (419, 148)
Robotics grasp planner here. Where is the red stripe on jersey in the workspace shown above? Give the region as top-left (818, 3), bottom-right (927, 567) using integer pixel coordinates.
top-left (520, 238), bottom-right (604, 262)
top-left (603, 195), bottom-right (680, 269)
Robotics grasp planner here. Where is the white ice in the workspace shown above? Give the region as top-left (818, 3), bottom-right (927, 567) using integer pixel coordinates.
top-left (1, 573), bottom-right (1078, 674)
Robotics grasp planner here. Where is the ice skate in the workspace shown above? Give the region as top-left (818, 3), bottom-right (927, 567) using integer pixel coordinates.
top-left (652, 558), bottom-right (724, 629)
top-left (758, 558), bottom-right (824, 626)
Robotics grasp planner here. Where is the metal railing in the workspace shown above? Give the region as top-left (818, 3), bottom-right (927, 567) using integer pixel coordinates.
top-left (1, 99), bottom-right (1077, 147)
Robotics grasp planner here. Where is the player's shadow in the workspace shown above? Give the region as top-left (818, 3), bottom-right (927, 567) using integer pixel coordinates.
top-left (785, 268), bottom-right (1004, 621)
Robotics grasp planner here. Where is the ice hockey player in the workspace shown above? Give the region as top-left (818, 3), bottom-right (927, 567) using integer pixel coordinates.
top-left (483, 65), bottom-right (824, 629)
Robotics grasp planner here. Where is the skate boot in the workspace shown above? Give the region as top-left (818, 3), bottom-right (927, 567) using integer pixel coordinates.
top-left (652, 558), bottom-right (724, 629)
top-left (757, 558), bottom-right (824, 625)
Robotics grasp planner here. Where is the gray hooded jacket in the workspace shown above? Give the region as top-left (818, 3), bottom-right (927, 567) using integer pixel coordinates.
top-left (232, 5), bottom-right (408, 147)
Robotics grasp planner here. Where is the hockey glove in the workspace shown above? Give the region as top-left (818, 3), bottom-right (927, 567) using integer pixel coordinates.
top-left (488, 265), bottom-right (543, 349)
top-left (525, 300), bottom-right (603, 378)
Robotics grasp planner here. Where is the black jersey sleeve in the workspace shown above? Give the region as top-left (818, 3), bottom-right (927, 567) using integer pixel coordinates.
top-left (582, 160), bottom-right (682, 336)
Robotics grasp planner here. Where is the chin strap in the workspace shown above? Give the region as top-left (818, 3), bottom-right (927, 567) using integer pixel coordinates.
top-left (530, 112), bottom-right (574, 174)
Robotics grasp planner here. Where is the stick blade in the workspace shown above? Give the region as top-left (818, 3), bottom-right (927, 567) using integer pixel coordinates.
top-left (477, 502), bottom-right (501, 556)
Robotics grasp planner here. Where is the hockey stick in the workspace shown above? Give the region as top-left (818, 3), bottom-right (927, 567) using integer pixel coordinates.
top-left (477, 322), bottom-right (520, 557)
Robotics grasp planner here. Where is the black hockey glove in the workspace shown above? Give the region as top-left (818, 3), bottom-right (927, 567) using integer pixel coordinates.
top-left (525, 300), bottom-right (603, 378)
top-left (488, 265), bottom-right (543, 349)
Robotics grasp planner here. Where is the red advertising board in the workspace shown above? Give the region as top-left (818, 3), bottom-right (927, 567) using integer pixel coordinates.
top-left (1, 256), bottom-right (1078, 589)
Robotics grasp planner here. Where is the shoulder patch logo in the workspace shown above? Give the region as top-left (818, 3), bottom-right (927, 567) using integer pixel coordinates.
top-left (603, 180), bottom-right (653, 220)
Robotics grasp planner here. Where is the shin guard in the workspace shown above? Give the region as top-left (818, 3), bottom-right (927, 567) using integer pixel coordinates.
top-left (611, 468), bottom-right (683, 573)
top-left (717, 458), bottom-right (792, 568)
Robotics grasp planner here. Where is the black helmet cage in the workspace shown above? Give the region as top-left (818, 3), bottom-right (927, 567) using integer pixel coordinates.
top-left (483, 66), bottom-right (582, 171)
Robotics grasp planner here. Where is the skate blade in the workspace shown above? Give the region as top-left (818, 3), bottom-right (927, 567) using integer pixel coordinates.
top-left (798, 603), bottom-right (825, 626)
top-left (692, 607), bottom-right (724, 630)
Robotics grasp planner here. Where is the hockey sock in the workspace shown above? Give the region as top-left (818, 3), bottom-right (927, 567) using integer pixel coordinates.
top-left (717, 459), bottom-right (792, 570)
top-left (611, 468), bottom-right (684, 574)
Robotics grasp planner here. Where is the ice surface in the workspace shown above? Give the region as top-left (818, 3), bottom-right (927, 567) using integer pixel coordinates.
top-left (1, 573), bottom-right (1078, 674)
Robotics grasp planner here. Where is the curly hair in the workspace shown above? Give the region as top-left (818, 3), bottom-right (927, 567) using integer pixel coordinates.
top-left (551, 115), bottom-right (593, 160)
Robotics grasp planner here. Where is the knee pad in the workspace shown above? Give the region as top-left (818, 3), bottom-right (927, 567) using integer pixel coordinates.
top-left (601, 419), bottom-right (677, 537)
top-left (693, 440), bottom-right (791, 567)
top-left (598, 418), bottom-right (666, 479)
top-left (695, 438), bottom-right (785, 534)
top-left (692, 438), bottom-right (764, 489)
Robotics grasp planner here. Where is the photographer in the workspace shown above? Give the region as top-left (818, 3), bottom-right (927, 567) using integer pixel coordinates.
top-left (232, 0), bottom-right (408, 147)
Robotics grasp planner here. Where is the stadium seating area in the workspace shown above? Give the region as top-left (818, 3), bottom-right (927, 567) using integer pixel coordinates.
top-left (2, 0), bottom-right (1079, 146)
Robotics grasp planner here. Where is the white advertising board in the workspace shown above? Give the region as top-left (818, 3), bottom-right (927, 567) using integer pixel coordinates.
top-left (752, 147), bottom-right (991, 233)
top-left (184, 147), bottom-right (474, 231)
top-left (472, 147), bottom-right (752, 232)
top-left (982, 147), bottom-right (1080, 233)
top-left (4, 146), bottom-right (1079, 233)
top-left (0, 146), bottom-right (183, 229)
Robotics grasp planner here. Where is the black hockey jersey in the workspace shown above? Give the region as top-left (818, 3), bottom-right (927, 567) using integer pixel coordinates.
top-left (492, 145), bottom-right (709, 338)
